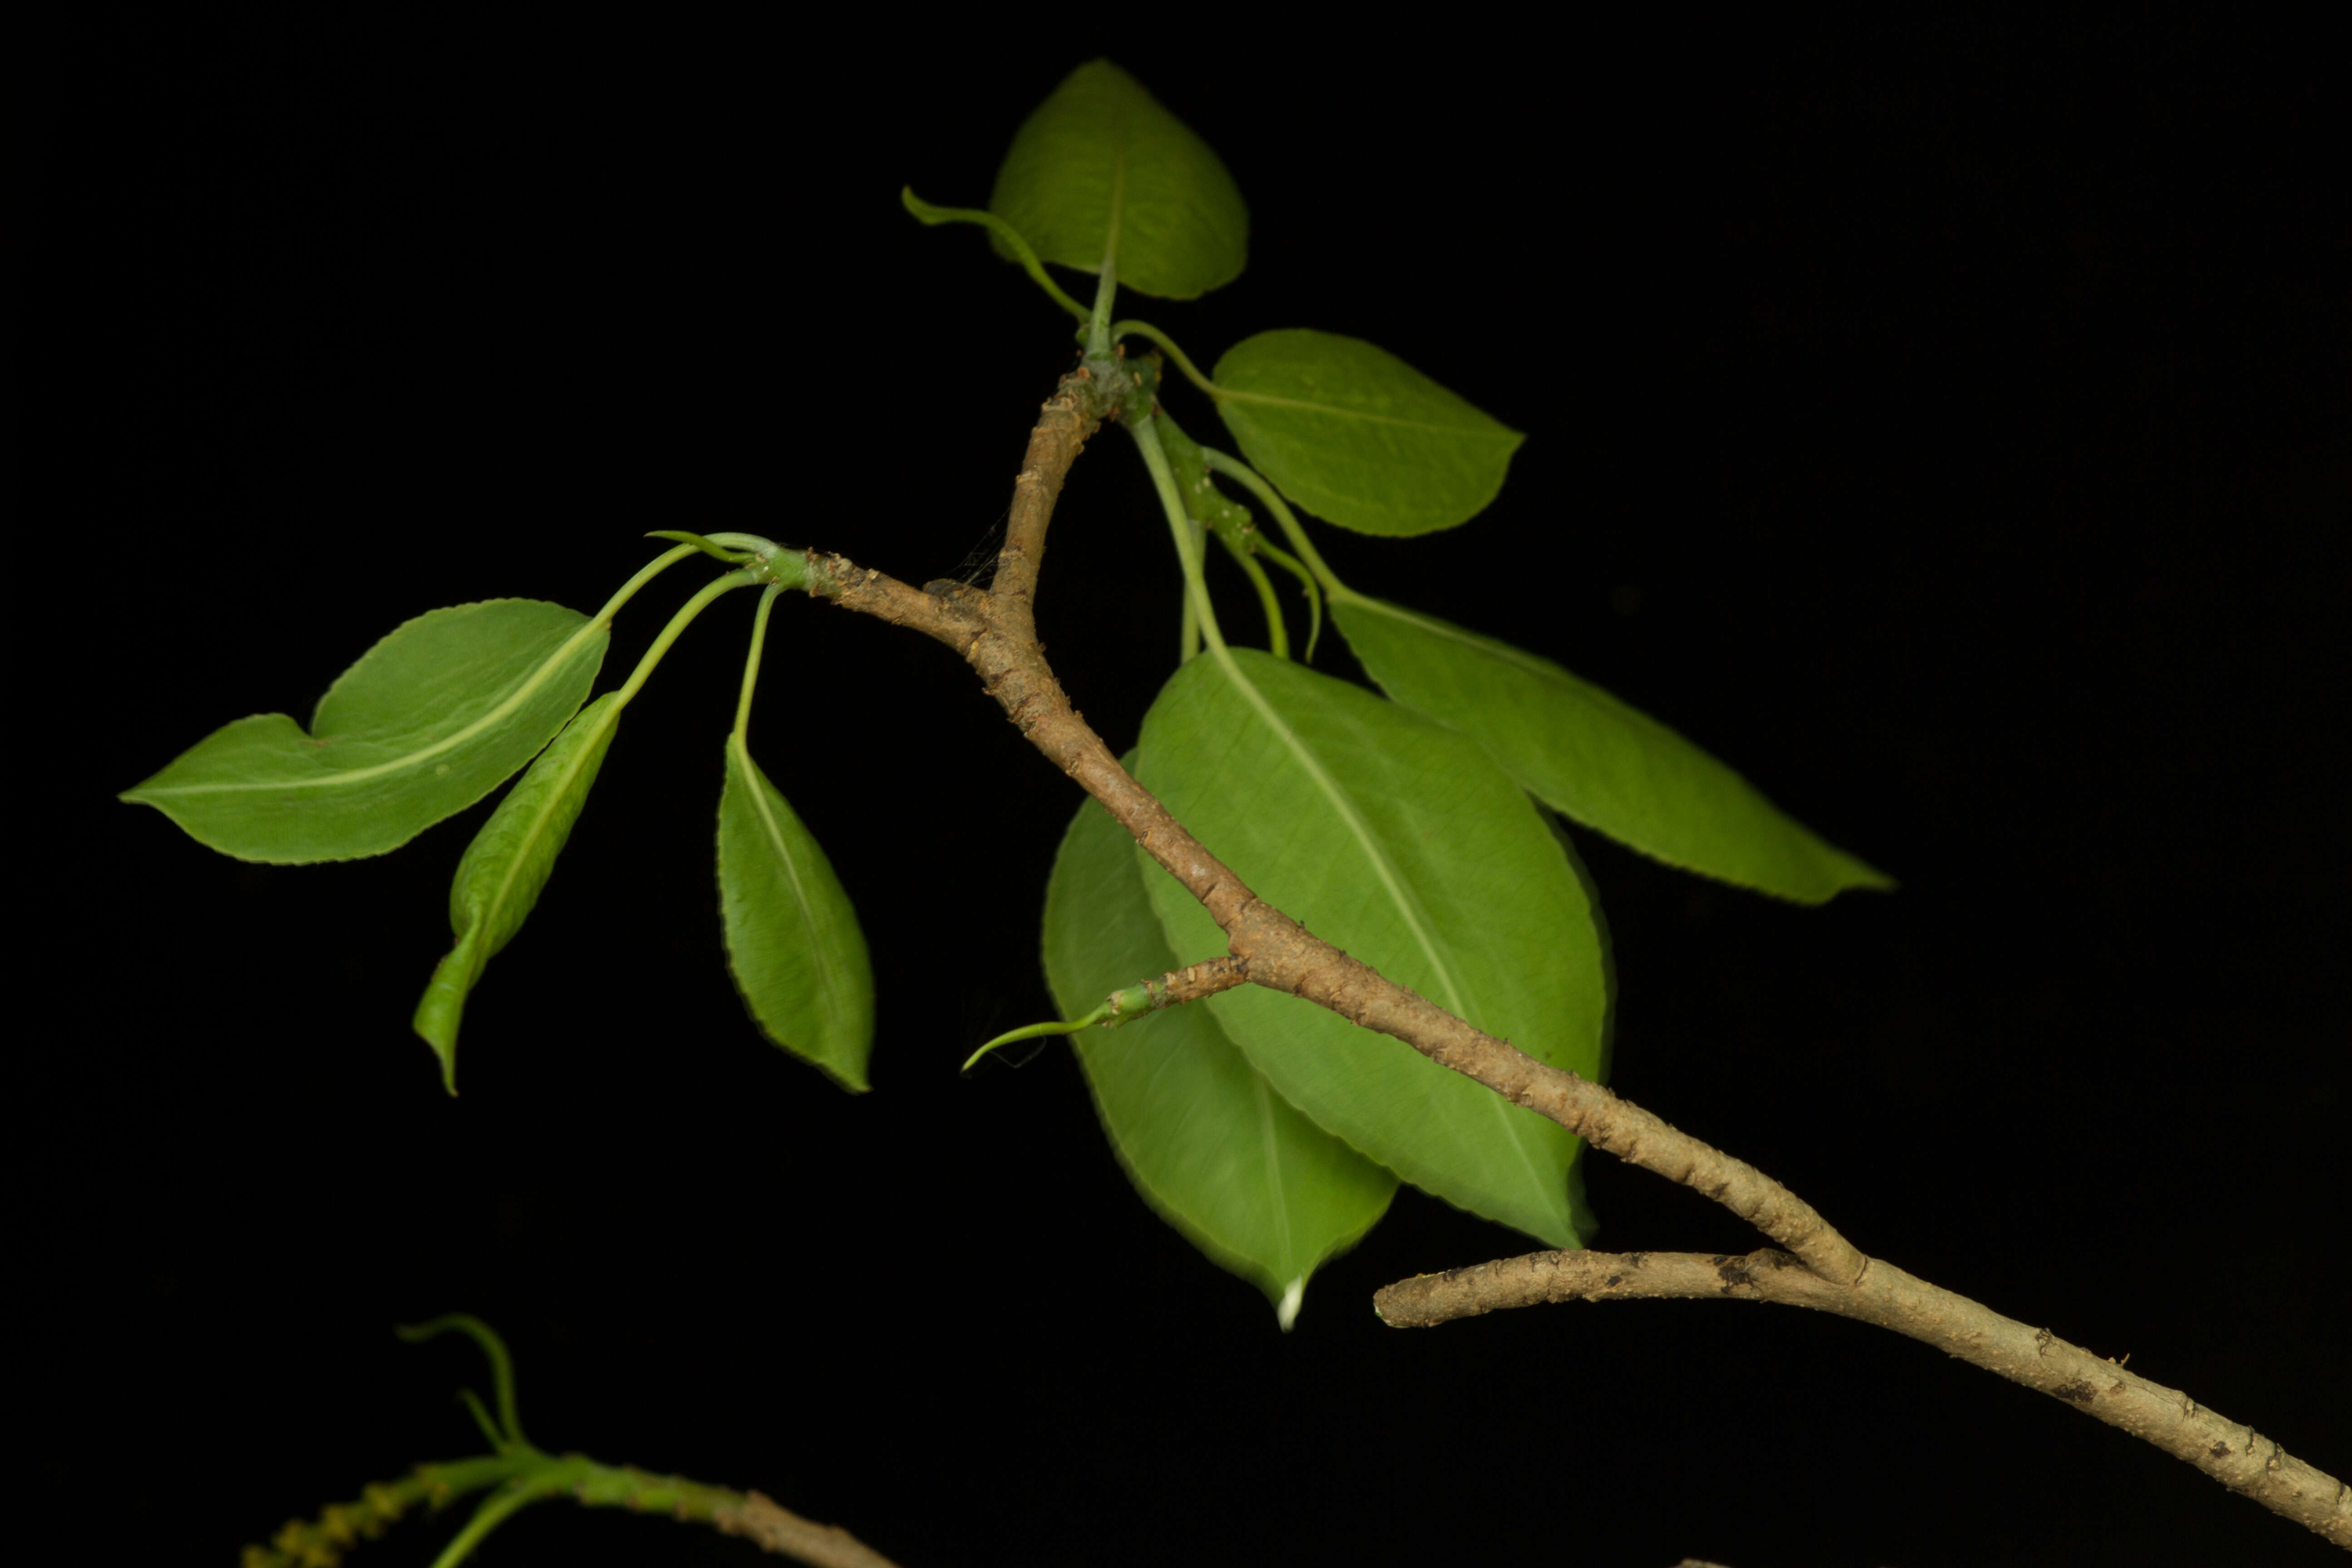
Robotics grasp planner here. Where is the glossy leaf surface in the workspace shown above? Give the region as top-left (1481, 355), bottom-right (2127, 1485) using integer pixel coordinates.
top-left (1134, 651), bottom-right (1602, 1246)
top-left (1334, 597), bottom-right (1893, 903)
top-left (1212, 330), bottom-right (1521, 536)
top-left (414, 692), bottom-right (623, 1090)
top-left (122, 600), bottom-right (606, 863)
top-left (1044, 779), bottom-right (1395, 1325)
top-left (718, 736), bottom-right (874, 1092)
top-left (988, 59), bottom-right (1247, 299)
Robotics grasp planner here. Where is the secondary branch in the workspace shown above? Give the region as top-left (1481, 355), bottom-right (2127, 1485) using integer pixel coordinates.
top-left (1377, 1249), bottom-right (2349, 1546)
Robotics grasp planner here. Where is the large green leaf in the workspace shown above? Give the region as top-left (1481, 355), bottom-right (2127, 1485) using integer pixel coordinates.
top-left (1334, 597), bottom-right (1893, 904)
top-left (414, 692), bottom-right (623, 1091)
top-left (1211, 330), bottom-right (1522, 536)
top-left (718, 735), bottom-right (874, 1092)
top-left (1044, 776), bottom-right (1395, 1327)
top-left (988, 59), bottom-right (1247, 300)
top-left (122, 599), bottom-right (606, 863)
top-left (1134, 651), bottom-right (1603, 1246)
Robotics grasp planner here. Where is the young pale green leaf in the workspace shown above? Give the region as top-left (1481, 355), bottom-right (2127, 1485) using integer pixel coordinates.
top-left (1210, 330), bottom-right (1523, 536)
top-left (1044, 777), bottom-right (1395, 1328)
top-left (1333, 597), bottom-right (1894, 904)
top-left (718, 737), bottom-right (874, 1092)
top-left (414, 692), bottom-right (624, 1092)
top-left (121, 600), bottom-right (607, 863)
top-left (987, 59), bottom-right (1247, 300)
top-left (1134, 651), bottom-right (1604, 1247)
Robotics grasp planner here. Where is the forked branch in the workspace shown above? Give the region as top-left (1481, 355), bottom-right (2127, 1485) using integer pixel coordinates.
top-left (770, 371), bottom-right (2349, 1549)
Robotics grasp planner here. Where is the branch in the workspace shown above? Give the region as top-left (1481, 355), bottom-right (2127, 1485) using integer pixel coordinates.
top-left (1378, 1250), bottom-right (2350, 1544)
top-left (764, 369), bottom-right (2348, 1549)
top-left (778, 377), bottom-right (1861, 1288)
top-left (245, 1457), bottom-right (903, 1568)
top-left (713, 1490), bottom-right (905, 1568)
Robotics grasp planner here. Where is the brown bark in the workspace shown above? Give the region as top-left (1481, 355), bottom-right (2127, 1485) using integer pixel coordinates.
top-left (1125, 955), bottom-right (1249, 1014)
top-left (1377, 1249), bottom-right (2351, 1546)
top-left (711, 1490), bottom-right (903, 1568)
top-left (755, 369), bottom-right (2348, 1549)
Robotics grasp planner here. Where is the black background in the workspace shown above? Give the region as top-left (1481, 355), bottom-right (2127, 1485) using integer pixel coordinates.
top-left (15, 15), bottom-right (2348, 1568)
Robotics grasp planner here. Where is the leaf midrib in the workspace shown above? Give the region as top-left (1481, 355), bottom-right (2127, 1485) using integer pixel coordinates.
top-left (468, 699), bottom-right (617, 962)
top-left (133, 620), bottom-right (604, 799)
top-left (1216, 386), bottom-right (1516, 440)
top-left (1210, 649), bottom-right (1562, 1233)
top-left (1343, 595), bottom-right (1579, 686)
top-left (733, 739), bottom-right (845, 1039)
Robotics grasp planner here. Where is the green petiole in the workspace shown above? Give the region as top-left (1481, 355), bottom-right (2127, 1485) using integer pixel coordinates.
top-left (1086, 231), bottom-right (1119, 363)
top-left (1110, 318), bottom-right (1219, 397)
top-left (608, 570), bottom-right (757, 710)
top-left (590, 543), bottom-right (705, 627)
top-left (961, 971), bottom-right (1212, 1073)
top-left (1214, 530), bottom-right (1290, 661)
top-left (396, 1314), bottom-right (530, 1452)
top-left (734, 585), bottom-right (781, 745)
top-left (1129, 413), bottom-right (1234, 666)
top-left (1200, 446), bottom-right (1354, 602)
top-left (1250, 534), bottom-right (1323, 661)
top-left (646, 529), bottom-right (757, 565)
top-left (901, 188), bottom-right (1091, 323)
top-left (962, 1009), bottom-right (1108, 1073)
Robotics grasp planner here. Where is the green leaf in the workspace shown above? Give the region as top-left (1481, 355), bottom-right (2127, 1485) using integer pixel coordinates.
top-left (988, 59), bottom-right (1247, 300)
top-left (1210, 329), bottom-right (1523, 536)
top-left (1134, 651), bottom-right (1604, 1247)
top-left (1333, 597), bottom-right (1894, 904)
top-left (718, 735), bottom-right (874, 1092)
top-left (414, 692), bottom-right (624, 1092)
top-left (1044, 774), bottom-right (1395, 1327)
top-left (122, 600), bottom-right (607, 863)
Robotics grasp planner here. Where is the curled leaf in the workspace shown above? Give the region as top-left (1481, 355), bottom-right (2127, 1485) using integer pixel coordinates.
top-left (414, 693), bottom-right (625, 1092)
top-left (122, 600), bottom-right (608, 863)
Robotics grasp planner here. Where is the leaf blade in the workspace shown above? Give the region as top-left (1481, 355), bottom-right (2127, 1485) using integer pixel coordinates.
top-left (988, 59), bottom-right (1247, 299)
top-left (413, 691), bottom-right (625, 1090)
top-left (1134, 651), bottom-right (1604, 1246)
top-left (718, 737), bottom-right (874, 1092)
top-left (1211, 330), bottom-right (1523, 536)
top-left (1044, 779), bottom-right (1394, 1324)
top-left (121, 600), bottom-right (607, 863)
top-left (1333, 597), bottom-right (1893, 903)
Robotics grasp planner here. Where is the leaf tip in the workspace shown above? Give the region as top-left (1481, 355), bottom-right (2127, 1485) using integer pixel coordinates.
top-left (413, 964), bottom-right (469, 1096)
top-left (1846, 859), bottom-right (1900, 894)
top-left (1274, 1277), bottom-right (1305, 1333)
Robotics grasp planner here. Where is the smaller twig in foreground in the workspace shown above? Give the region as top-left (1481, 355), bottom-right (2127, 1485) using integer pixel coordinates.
top-left (715, 1491), bottom-right (906, 1568)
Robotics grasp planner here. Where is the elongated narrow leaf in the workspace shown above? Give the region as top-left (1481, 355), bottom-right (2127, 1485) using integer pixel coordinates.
top-left (1044, 777), bottom-right (1395, 1326)
top-left (718, 737), bottom-right (873, 1092)
top-left (1212, 330), bottom-right (1522, 536)
top-left (122, 600), bottom-right (607, 863)
top-left (1134, 651), bottom-right (1604, 1246)
top-left (988, 59), bottom-right (1247, 299)
top-left (1334, 597), bottom-right (1893, 903)
top-left (414, 693), bottom-right (623, 1091)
